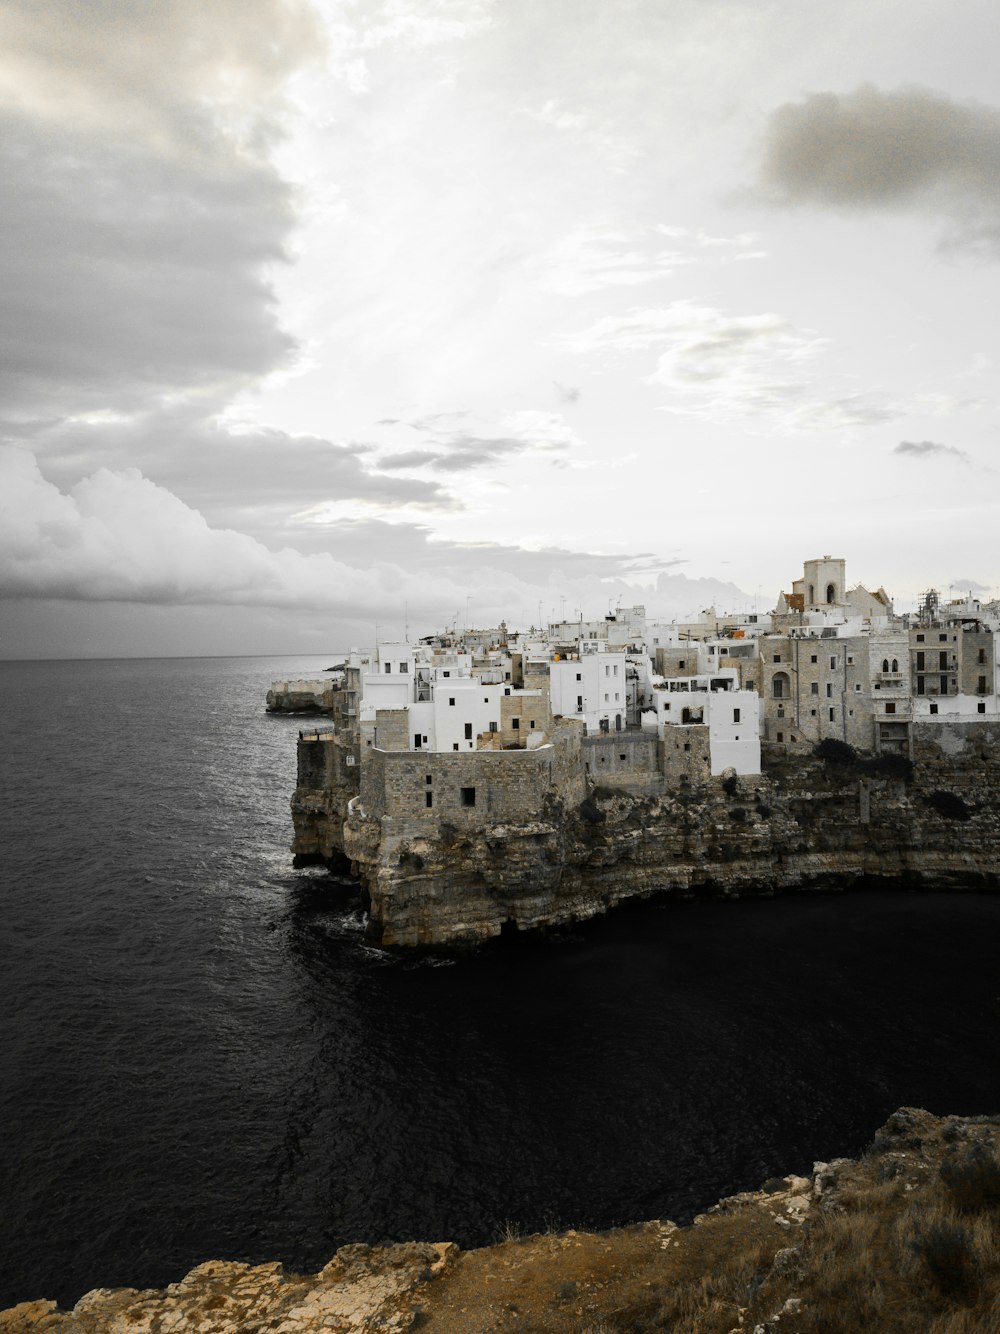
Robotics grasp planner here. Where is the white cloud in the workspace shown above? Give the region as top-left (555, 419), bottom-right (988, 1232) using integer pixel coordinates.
top-left (537, 229), bottom-right (692, 297)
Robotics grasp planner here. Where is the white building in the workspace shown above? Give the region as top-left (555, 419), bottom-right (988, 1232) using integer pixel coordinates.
top-left (550, 650), bottom-right (628, 733)
top-left (642, 670), bottom-right (761, 775)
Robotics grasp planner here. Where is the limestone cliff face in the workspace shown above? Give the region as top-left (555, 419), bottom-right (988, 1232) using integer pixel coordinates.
top-left (295, 723), bottom-right (1000, 949)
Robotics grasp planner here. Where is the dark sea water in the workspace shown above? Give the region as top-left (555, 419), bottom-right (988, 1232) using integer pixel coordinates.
top-left (2, 655), bottom-right (1000, 1309)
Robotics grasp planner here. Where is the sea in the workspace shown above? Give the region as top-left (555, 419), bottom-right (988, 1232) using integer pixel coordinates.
top-left (2, 654), bottom-right (999, 1310)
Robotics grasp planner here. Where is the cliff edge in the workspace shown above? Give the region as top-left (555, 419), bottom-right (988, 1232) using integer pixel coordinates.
top-left (5, 1109), bottom-right (999, 1332)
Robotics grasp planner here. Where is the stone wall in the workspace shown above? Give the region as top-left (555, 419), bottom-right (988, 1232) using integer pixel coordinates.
top-left (583, 732), bottom-right (663, 795)
top-left (363, 744), bottom-right (560, 826)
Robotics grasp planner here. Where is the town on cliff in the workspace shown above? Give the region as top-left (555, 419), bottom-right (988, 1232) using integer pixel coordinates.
top-left (272, 556), bottom-right (1000, 949)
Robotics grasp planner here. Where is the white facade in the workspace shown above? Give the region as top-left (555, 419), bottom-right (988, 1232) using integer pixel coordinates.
top-left (643, 671), bottom-right (760, 774)
top-left (912, 693), bottom-right (1000, 721)
top-left (550, 651), bottom-right (627, 733)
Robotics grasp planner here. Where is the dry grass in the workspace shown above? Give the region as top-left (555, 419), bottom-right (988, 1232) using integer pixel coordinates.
top-left (417, 1114), bottom-right (1000, 1333)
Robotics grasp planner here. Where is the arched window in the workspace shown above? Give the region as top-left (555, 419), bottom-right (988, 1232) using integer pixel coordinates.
top-left (891, 658), bottom-right (898, 673)
top-left (882, 659), bottom-right (889, 673)
top-left (808, 584), bottom-right (815, 604)
top-left (772, 671), bottom-right (790, 700)
top-left (826, 583), bottom-right (836, 604)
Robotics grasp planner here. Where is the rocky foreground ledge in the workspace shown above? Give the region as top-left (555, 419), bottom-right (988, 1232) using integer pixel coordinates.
top-left (4, 1109), bottom-right (999, 1333)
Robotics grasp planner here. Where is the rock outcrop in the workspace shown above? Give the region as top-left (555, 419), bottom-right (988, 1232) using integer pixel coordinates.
top-left (5, 1110), bottom-right (999, 1332)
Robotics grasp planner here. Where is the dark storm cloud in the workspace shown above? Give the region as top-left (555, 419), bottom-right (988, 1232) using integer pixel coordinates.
top-left (894, 439), bottom-right (970, 462)
top-left (757, 85), bottom-right (1000, 255)
top-left (22, 411), bottom-right (457, 531)
top-left (0, 0), bottom-right (321, 416)
top-left (0, 112), bottom-right (295, 414)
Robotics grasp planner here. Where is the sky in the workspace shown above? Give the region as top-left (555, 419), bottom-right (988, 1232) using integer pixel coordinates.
top-left (2, 0), bottom-right (1000, 658)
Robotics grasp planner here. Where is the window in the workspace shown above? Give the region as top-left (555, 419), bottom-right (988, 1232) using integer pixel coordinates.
top-left (576, 672), bottom-right (582, 681)
top-left (443, 670), bottom-right (450, 677)
top-left (577, 695), bottom-right (583, 710)
top-left (425, 774), bottom-right (432, 784)
top-left (811, 682), bottom-right (819, 695)
top-left (683, 742), bottom-right (691, 752)
top-left (400, 662), bottom-right (408, 673)
top-left (776, 731), bottom-right (784, 742)
top-left (604, 693), bottom-right (609, 702)
top-left (930, 703), bottom-right (938, 714)
top-left (460, 786), bottom-right (476, 807)
top-left (414, 733), bottom-right (422, 749)
top-left (529, 719), bottom-right (536, 728)
top-left (733, 708), bottom-right (741, 723)
top-left (847, 656), bottom-right (854, 665)
top-left (885, 702), bottom-right (895, 714)
top-left (978, 702), bottom-right (987, 714)
top-left (810, 654), bottom-right (818, 664)
top-left (489, 721), bottom-right (497, 732)
top-left (891, 659), bottom-right (898, 673)
top-left (512, 717), bottom-right (520, 729)
top-left (448, 696), bottom-right (456, 707)
top-left (679, 659), bottom-right (686, 669)
top-left (830, 656), bottom-right (837, 670)
top-left (855, 684), bottom-right (862, 693)
top-left (773, 654), bottom-right (781, 664)
top-left (916, 633), bottom-right (925, 643)
top-left (940, 634), bottom-right (947, 642)
top-left (979, 648), bottom-right (987, 664)
top-left (620, 753), bottom-right (626, 762)
top-left (384, 662), bottom-right (391, 674)
top-left (882, 659), bottom-right (889, 673)
top-left (916, 652), bottom-right (925, 670)
top-left (826, 583), bottom-right (836, 604)
top-left (613, 665), bottom-right (619, 676)
top-left (939, 652), bottom-right (948, 670)
top-left (464, 723), bottom-right (472, 739)
top-left (425, 792), bottom-right (433, 808)
top-left (810, 708), bottom-right (817, 716)
top-left (828, 708), bottom-right (835, 721)
top-left (452, 743), bottom-right (459, 751)
top-left (605, 665), bottom-right (610, 677)
top-left (614, 692), bottom-right (620, 701)
top-left (826, 684), bottom-right (833, 698)
top-left (484, 697), bottom-right (489, 703)
top-left (979, 676), bottom-right (987, 694)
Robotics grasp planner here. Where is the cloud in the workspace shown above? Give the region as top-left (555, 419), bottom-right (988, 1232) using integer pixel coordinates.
top-left (0, 447), bottom-right (498, 615)
top-left (0, 1), bottom-right (320, 418)
top-left (894, 440), bottom-right (971, 463)
top-left (0, 447), bottom-right (741, 626)
top-left (565, 300), bottom-right (923, 432)
top-left (949, 577), bottom-right (991, 593)
top-left (537, 228), bottom-right (693, 296)
top-left (756, 84), bottom-right (1000, 256)
top-left (375, 409), bottom-right (582, 474)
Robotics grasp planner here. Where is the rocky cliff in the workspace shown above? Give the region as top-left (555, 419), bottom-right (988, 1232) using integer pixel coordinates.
top-left (5, 1108), bottom-right (999, 1332)
top-left (292, 723), bottom-right (1000, 949)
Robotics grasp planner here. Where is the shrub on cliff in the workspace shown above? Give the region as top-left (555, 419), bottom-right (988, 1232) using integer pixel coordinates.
top-left (578, 797), bottom-right (605, 825)
top-left (862, 753), bottom-right (914, 781)
top-left (815, 738), bottom-right (856, 765)
top-left (926, 790), bottom-right (972, 821)
top-left (940, 1145), bottom-right (1000, 1212)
